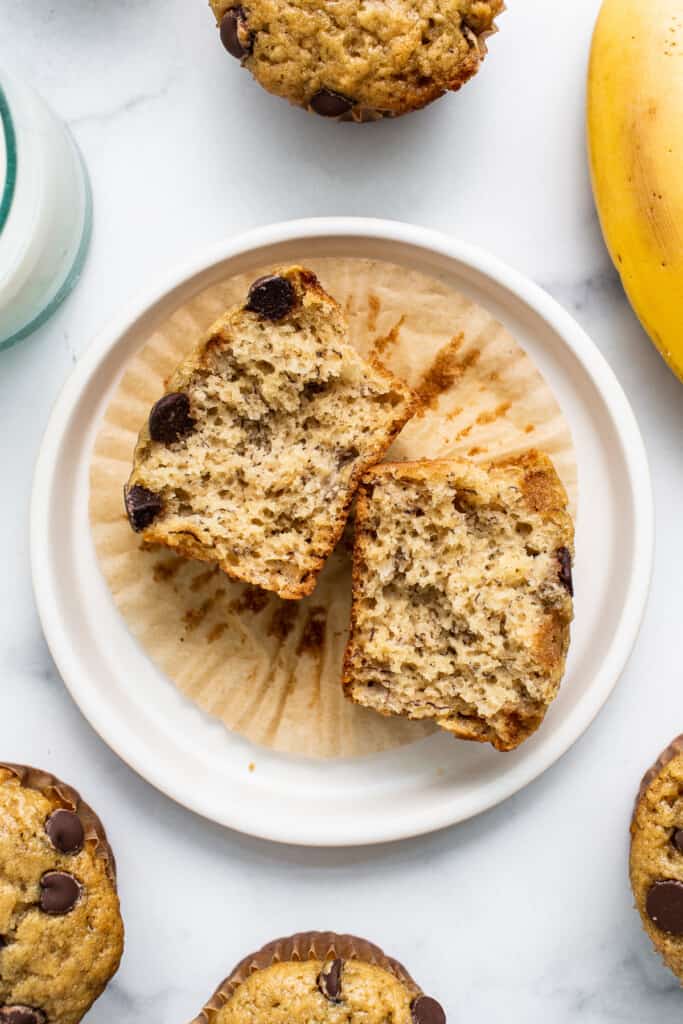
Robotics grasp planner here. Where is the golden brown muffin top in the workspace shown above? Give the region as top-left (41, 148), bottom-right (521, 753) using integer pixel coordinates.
top-left (210, 0), bottom-right (503, 118)
top-left (192, 932), bottom-right (445, 1024)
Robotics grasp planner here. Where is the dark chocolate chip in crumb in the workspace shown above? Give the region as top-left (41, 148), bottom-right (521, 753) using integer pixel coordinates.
top-left (646, 879), bottom-right (683, 935)
top-left (412, 995), bottom-right (447, 1024)
top-left (303, 380), bottom-right (328, 399)
top-left (125, 484), bottom-right (163, 532)
top-left (45, 808), bottom-right (84, 854)
top-left (149, 392), bottom-right (195, 444)
top-left (39, 871), bottom-right (82, 915)
top-left (220, 7), bottom-right (252, 58)
top-left (310, 89), bottom-right (354, 117)
top-left (246, 275), bottom-right (295, 320)
top-left (0, 937), bottom-right (6, 948)
top-left (557, 546), bottom-right (573, 596)
top-left (0, 1010), bottom-right (46, 1024)
top-left (336, 446), bottom-right (359, 468)
top-left (317, 958), bottom-right (343, 1002)
top-left (673, 829), bottom-right (683, 853)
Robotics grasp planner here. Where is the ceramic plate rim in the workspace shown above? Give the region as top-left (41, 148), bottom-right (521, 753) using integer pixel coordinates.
top-left (30, 217), bottom-right (654, 846)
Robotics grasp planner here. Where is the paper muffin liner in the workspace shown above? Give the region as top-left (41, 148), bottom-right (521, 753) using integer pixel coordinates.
top-left (191, 931), bottom-right (421, 1022)
top-left (468, 1), bottom-right (505, 57)
top-left (633, 735), bottom-right (683, 820)
top-left (0, 762), bottom-right (118, 885)
top-left (90, 257), bottom-right (577, 760)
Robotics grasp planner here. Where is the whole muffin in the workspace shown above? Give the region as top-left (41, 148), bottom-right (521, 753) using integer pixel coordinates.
top-left (190, 931), bottom-right (446, 1022)
top-left (209, 0), bottom-right (504, 120)
top-left (0, 764), bottom-right (124, 1024)
top-left (630, 736), bottom-right (683, 981)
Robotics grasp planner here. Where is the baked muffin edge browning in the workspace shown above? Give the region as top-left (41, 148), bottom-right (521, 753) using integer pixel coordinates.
top-left (342, 451), bottom-right (575, 751)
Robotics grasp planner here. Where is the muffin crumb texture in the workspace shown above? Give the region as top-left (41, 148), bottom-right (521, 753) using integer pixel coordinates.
top-left (630, 737), bottom-right (683, 981)
top-left (343, 452), bottom-right (574, 751)
top-left (210, 0), bottom-right (504, 117)
top-left (125, 266), bottom-right (416, 599)
top-left (0, 766), bottom-right (123, 1024)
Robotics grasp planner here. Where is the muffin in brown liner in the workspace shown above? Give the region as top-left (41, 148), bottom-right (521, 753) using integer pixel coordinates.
top-left (630, 736), bottom-right (683, 982)
top-left (191, 931), bottom-right (445, 1023)
top-left (0, 764), bottom-right (124, 1024)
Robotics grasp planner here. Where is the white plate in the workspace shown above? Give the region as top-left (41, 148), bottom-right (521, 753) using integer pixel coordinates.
top-left (31, 218), bottom-right (653, 847)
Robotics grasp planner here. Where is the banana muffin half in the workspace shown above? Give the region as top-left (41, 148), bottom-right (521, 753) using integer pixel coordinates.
top-left (124, 266), bottom-right (417, 599)
top-left (343, 452), bottom-right (575, 751)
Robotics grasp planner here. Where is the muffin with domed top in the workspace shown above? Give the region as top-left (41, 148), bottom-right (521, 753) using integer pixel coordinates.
top-left (0, 763), bottom-right (123, 1024)
top-left (190, 931), bottom-right (447, 1023)
top-left (209, 0), bottom-right (504, 121)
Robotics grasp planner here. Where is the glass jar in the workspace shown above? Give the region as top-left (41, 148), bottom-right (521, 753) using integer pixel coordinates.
top-left (0, 68), bottom-right (92, 350)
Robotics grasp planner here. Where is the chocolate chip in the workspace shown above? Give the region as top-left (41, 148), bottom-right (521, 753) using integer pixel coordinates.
top-left (646, 879), bottom-right (683, 935)
top-left (125, 484), bottom-right (163, 532)
top-left (336, 446), bottom-right (359, 468)
top-left (453, 493), bottom-right (470, 514)
top-left (246, 275), bottom-right (295, 321)
top-left (310, 89), bottom-right (354, 118)
top-left (45, 809), bottom-right (84, 855)
top-left (0, 1008), bottom-right (46, 1024)
top-left (0, 937), bottom-right (6, 948)
top-left (411, 996), bottom-right (447, 1024)
top-left (672, 829), bottom-right (683, 853)
top-left (317, 958), bottom-right (343, 1002)
top-left (149, 392), bottom-right (195, 445)
top-left (220, 7), bottom-right (252, 58)
top-left (303, 380), bottom-right (328, 399)
top-left (39, 871), bottom-right (81, 915)
top-left (557, 546), bottom-right (573, 596)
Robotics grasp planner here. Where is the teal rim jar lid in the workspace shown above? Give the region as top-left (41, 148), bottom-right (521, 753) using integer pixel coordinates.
top-left (0, 70), bottom-right (92, 351)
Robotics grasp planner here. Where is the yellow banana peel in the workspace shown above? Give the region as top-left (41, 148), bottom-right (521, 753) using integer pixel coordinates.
top-left (587, 0), bottom-right (683, 381)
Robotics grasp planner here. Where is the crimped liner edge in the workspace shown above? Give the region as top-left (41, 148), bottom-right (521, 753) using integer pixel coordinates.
top-left (192, 931), bottom-right (421, 1022)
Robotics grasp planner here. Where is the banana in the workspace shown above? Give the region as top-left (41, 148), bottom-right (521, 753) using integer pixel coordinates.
top-left (587, 0), bottom-right (683, 381)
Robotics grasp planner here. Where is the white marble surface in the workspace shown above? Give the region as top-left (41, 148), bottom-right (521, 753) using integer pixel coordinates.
top-left (1, 0), bottom-right (683, 1020)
